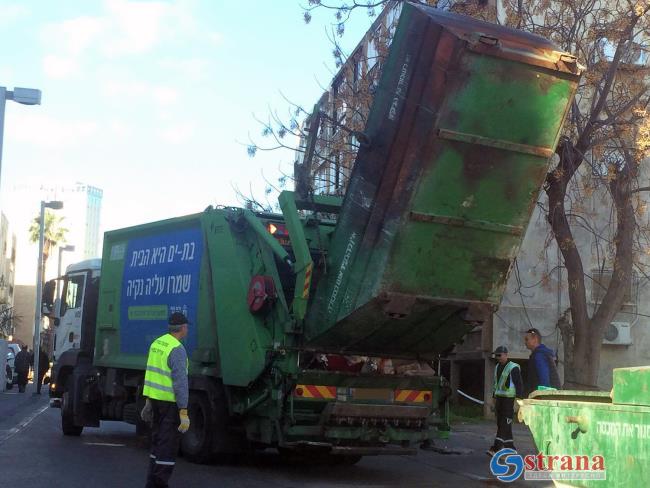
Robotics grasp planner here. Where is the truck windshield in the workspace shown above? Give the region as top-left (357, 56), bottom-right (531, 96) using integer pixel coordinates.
top-left (60, 274), bottom-right (85, 316)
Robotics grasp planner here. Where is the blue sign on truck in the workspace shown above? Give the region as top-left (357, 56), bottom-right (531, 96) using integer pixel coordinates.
top-left (119, 227), bottom-right (203, 354)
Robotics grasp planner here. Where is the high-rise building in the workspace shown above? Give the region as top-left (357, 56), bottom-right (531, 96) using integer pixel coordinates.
top-left (49, 183), bottom-right (103, 260)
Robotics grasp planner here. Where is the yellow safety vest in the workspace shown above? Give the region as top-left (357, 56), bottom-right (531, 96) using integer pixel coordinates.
top-left (143, 333), bottom-right (186, 403)
top-left (493, 361), bottom-right (520, 398)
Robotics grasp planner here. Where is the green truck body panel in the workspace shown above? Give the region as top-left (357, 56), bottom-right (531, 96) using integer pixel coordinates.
top-left (304, 4), bottom-right (581, 357)
top-left (519, 367), bottom-right (650, 487)
top-left (82, 6), bottom-right (580, 453)
top-left (95, 209), bottom-right (303, 387)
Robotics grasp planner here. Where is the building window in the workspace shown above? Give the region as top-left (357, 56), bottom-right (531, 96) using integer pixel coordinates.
top-left (591, 269), bottom-right (634, 304)
top-left (61, 274), bottom-right (84, 316)
top-left (352, 53), bottom-right (362, 92)
top-left (367, 37), bottom-right (378, 71)
top-left (331, 76), bottom-right (343, 134)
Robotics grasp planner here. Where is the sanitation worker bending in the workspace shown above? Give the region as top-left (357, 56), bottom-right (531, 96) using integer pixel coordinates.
top-left (141, 312), bottom-right (191, 488)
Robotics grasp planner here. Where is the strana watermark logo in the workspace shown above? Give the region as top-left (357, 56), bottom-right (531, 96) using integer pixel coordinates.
top-left (490, 449), bottom-right (606, 482)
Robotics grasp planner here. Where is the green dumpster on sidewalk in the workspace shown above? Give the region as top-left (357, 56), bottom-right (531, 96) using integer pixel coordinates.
top-left (518, 366), bottom-right (650, 487)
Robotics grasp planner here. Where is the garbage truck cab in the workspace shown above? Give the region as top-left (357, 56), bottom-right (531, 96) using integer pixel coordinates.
top-left (46, 259), bottom-right (101, 362)
top-left (43, 259), bottom-right (101, 401)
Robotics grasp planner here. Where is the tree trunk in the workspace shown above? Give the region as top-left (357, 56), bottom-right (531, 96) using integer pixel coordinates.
top-left (546, 142), bottom-right (635, 390)
top-left (545, 143), bottom-right (589, 387)
top-left (577, 165), bottom-right (635, 389)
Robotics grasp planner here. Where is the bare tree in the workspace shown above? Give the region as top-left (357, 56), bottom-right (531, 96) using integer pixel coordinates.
top-left (499, 0), bottom-right (649, 388)
top-left (0, 305), bottom-right (19, 339)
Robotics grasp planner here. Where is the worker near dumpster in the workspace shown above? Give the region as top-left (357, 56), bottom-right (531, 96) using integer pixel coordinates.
top-left (141, 312), bottom-right (191, 488)
top-left (487, 346), bottom-right (523, 457)
top-left (524, 328), bottom-right (561, 395)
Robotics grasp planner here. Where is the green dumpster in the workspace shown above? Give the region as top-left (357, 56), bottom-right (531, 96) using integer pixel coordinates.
top-left (305, 4), bottom-right (582, 359)
top-left (518, 366), bottom-right (650, 487)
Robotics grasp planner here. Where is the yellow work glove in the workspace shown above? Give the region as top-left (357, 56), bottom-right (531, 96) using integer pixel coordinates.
top-left (178, 408), bottom-right (190, 433)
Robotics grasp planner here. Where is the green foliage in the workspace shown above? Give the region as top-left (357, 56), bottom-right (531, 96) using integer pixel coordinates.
top-left (28, 210), bottom-right (69, 275)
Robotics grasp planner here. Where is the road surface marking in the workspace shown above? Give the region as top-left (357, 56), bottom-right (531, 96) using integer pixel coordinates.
top-left (84, 442), bottom-right (126, 447)
top-left (0, 404), bottom-right (49, 445)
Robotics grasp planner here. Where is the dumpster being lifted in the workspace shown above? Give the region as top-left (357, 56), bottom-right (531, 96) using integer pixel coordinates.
top-left (519, 366), bottom-right (650, 487)
top-left (306, 5), bottom-right (582, 358)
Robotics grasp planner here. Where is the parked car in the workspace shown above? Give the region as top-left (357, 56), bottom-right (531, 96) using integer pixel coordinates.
top-left (6, 351), bottom-right (15, 389)
top-left (6, 344), bottom-right (22, 389)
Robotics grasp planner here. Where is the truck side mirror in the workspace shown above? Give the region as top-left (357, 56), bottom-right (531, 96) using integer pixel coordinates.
top-left (42, 280), bottom-right (56, 316)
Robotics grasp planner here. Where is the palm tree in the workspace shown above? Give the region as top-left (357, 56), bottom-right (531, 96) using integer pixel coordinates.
top-left (29, 211), bottom-right (69, 282)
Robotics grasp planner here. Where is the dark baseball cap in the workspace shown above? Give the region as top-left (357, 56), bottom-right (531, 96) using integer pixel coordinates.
top-left (168, 312), bottom-right (189, 327)
top-left (526, 328), bottom-right (541, 337)
top-left (493, 346), bottom-right (508, 355)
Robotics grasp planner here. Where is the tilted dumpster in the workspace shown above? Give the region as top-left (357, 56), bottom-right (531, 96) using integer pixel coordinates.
top-left (306, 4), bottom-right (582, 358)
top-left (519, 366), bottom-right (650, 487)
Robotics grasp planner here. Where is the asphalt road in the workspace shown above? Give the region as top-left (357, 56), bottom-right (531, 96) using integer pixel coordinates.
top-left (1, 385), bottom-right (549, 487)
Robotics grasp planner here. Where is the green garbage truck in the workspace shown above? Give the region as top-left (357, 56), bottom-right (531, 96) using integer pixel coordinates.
top-left (45, 5), bottom-right (581, 463)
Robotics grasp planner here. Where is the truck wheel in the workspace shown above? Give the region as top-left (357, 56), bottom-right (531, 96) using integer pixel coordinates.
top-left (181, 392), bottom-right (214, 464)
top-left (61, 377), bottom-right (83, 436)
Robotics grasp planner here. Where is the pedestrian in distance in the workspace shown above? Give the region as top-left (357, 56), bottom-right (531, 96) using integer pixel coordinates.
top-left (14, 345), bottom-right (31, 393)
top-left (486, 346), bottom-right (523, 457)
top-left (141, 312), bottom-right (191, 488)
top-left (524, 328), bottom-right (561, 396)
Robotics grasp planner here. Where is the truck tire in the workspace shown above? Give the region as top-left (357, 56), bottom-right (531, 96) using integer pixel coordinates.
top-left (61, 377), bottom-right (83, 436)
top-left (181, 392), bottom-right (214, 464)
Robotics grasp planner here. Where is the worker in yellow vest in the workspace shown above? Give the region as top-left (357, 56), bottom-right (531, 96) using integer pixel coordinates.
top-left (141, 312), bottom-right (190, 488)
top-left (486, 346), bottom-right (523, 457)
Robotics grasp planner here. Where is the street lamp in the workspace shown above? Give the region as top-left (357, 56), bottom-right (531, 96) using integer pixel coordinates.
top-left (33, 200), bottom-right (63, 394)
top-left (0, 86), bottom-right (42, 193)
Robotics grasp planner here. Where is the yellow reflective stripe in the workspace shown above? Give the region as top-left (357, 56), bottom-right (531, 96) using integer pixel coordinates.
top-left (146, 365), bottom-right (172, 378)
top-left (395, 390), bottom-right (409, 402)
top-left (315, 385), bottom-right (335, 399)
top-left (144, 380), bottom-right (174, 393)
top-left (494, 362), bottom-right (519, 397)
top-left (145, 371), bottom-right (173, 388)
top-left (394, 390), bottom-right (429, 402)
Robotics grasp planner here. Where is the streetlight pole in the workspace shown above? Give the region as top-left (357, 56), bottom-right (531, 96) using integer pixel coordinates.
top-left (0, 86), bottom-right (42, 195)
top-left (33, 200), bottom-right (63, 394)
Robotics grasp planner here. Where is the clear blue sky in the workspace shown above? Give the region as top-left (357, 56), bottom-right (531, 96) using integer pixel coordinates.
top-left (0, 0), bottom-right (373, 234)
